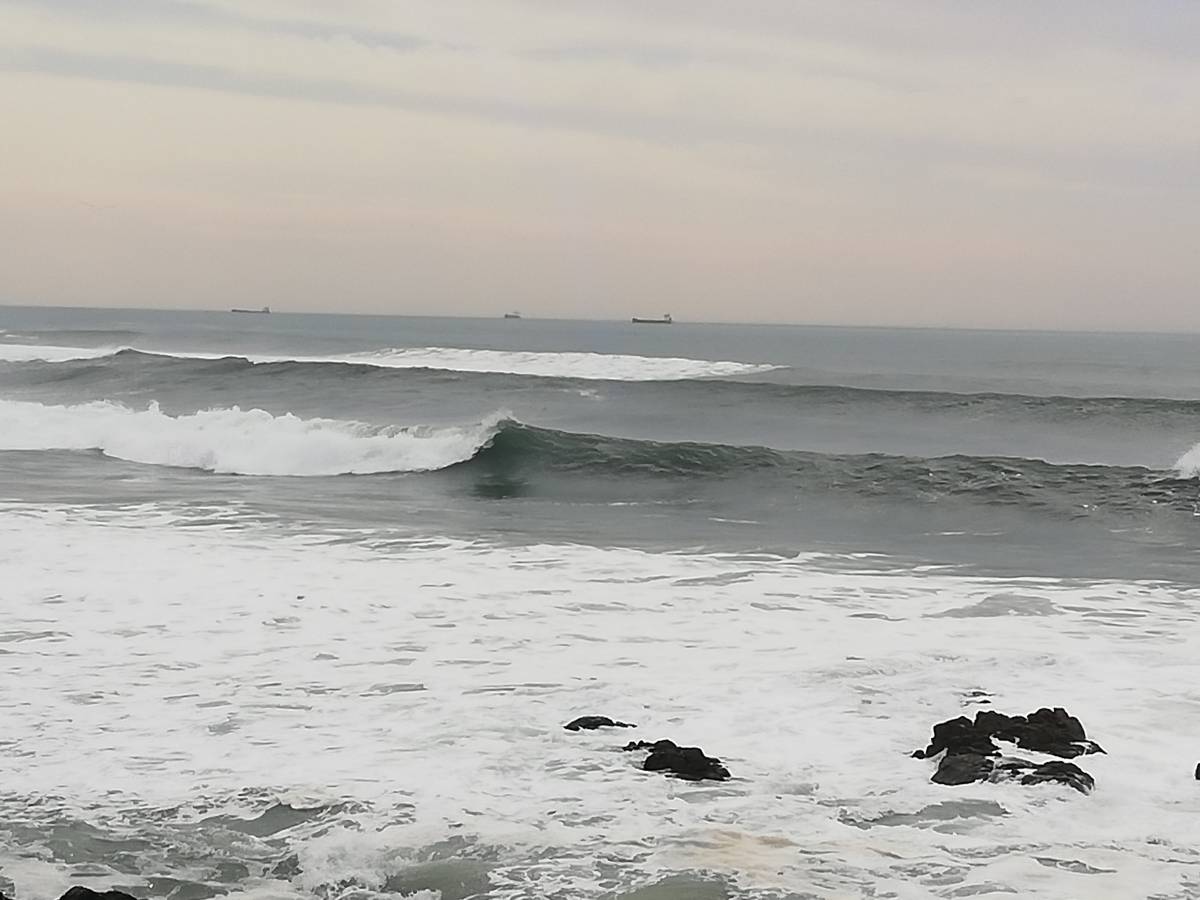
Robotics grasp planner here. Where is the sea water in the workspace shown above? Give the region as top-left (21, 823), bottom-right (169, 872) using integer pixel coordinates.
top-left (1, 307), bottom-right (1199, 899)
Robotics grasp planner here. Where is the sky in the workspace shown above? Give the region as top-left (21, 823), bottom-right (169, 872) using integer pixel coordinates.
top-left (1, 1), bottom-right (1198, 329)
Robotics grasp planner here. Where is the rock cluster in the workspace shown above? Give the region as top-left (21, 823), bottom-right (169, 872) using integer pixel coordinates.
top-left (623, 739), bottom-right (731, 781)
top-left (563, 713), bottom-right (731, 781)
top-left (912, 707), bottom-right (1104, 794)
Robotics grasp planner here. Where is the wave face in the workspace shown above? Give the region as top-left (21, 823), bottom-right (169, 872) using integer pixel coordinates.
top-left (0, 399), bottom-right (504, 476)
top-left (0, 343), bottom-right (779, 381)
top-left (472, 422), bottom-right (1200, 511)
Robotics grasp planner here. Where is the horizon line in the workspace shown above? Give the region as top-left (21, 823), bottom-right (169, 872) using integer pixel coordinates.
top-left (2, 301), bottom-right (1199, 338)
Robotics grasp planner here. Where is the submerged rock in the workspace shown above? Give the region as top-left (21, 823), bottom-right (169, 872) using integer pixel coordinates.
top-left (624, 739), bottom-right (730, 781)
top-left (564, 715), bottom-right (635, 731)
top-left (59, 889), bottom-right (142, 900)
top-left (916, 707), bottom-right (1101, 794)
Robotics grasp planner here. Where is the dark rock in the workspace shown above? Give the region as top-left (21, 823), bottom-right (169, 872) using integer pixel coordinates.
top-left (932, 752), bottom-right (994, 785)
top-left (564, 715), bottom-right (635, 731)
top-left (1017, 760), bottom-right (1095, 794)
top-left (627, 739), bottom-right (730, 781)
top-left (915, 707), bottom-right (1101, 794)
top-left (981, 707), bottom-right (1103, 758)
top-left (914, 707), bottom-right (1104, 761)
top-left (1194, 761), bottom-right (1200, 780)
top-left (914, 715), bottom-right (999, 759)
top-left (931, 754), bottom-right (1094, 794)
top-left (59, 889), bottom-right (142, 900)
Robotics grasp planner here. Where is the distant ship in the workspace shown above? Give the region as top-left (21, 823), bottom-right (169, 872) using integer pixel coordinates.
top-left (231, 306), bottom-right (271, 314)
top-left (503, 311), bottom-right (522, 319)
top-left (632, 313), bottom-right (672, 325)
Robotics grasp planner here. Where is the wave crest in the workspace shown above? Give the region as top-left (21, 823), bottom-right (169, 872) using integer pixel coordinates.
top-left (0, 342), bottom-right (779, 381)
top-left (1174, 442), bottom-right (1200, 478)
top-left (0, 399), bottom-right (506, 476)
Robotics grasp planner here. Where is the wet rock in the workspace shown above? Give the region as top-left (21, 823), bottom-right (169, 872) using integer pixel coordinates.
top-left (914, 707), bottom-right (1104, 761)
top-left (913, 716), bottom-right (998, 759)
top-left (624, 739), bottom-right (730, 781)
top-left (931, 752), bottom-right (994, 786)
top-left (931, 753), bottom-right (1094, 794)
top-left (979, 708), bottom-right (1104, 758)
top-left (58, 889), bottom-right (142, 900)
top-left (915, 707), bottom-right (1101, 794)
top-left (1016, 760), bottom-right (1095, 794)
top-left (564, 715), bottom-right (635, 731)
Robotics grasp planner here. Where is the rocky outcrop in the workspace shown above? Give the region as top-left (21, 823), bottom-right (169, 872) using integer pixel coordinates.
top-left (623, 739), bottom-right (730, 781)
top-left (563, 716), bottom-right (635, 731)
top-left (58, 889), bottom-right (141, 900)
top-left (931, 753), bottom-right (1094, 793)
top-left (914, 707), bottom-right (1102, 794)
top-left (914, 708), bottom-right (1104, 761)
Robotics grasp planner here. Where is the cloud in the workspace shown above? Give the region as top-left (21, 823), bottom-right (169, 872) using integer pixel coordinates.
top-left (4, 0), bottom-right (432, 51)
top-left (1, 0), bottom-right (1198, 327)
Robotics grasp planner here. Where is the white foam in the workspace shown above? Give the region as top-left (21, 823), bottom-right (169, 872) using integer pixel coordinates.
top-left (332, 346), bottom-right (779, 380)
top-left (1173, 441), bottom-right (1200, 478)
top-left (0, 341), bottom-right (780, 380)
top-left (1, 504), bottom-right (1199, 898)
top-left (0, 399), bottom-right (503, 475)
top-left (0, 342), bottom-right (120, 362)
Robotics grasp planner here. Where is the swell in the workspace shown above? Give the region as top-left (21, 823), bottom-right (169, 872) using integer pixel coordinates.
top-left (4, 348), bottom-right (1200, 422)
top-left (465, 422), bottom-right (1200, 513)
top-left (1, 400), bottom-right (1196, 514)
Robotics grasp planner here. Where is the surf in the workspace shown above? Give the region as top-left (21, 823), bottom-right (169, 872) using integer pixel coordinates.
top-left (0, 399), bottom-right (508, 477)
top-left (0, 342), bottom-right (780, 381)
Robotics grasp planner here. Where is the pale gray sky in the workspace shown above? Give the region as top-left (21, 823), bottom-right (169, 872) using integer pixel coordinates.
top-left (1, 0), bottom-right (1198, 328)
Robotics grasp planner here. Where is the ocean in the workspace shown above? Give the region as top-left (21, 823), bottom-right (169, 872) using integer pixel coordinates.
top-left (1, 305), bottom-right (1198, 900)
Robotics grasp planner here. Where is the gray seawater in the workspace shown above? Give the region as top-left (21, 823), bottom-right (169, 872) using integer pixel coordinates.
top-left (1, 306), bottom-right (1198, 580)
top-left (2, 306), bottom-right (1200, 900)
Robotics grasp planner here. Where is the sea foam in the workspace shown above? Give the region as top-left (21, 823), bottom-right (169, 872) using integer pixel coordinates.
top-left (0, 399), bottom-right (503, 475)
top-left (1, 504), bottom-right (1199, 899)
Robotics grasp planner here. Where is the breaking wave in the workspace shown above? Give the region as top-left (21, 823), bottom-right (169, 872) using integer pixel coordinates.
top-left (0, 399), bottom-right (506, 476)
top-left (0, 342), bottom-right (779, 381)
top-left (1174, 442), bottom-right (1200, 479)
top-left (1, 400), bottom-right (1196, 515)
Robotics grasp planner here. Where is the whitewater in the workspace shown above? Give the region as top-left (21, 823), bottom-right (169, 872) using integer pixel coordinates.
top-left (0, 343), bottom-right (779, 381)
top-left (2, 308), bottom-right (1200, 900)
top-left (3, 397), bottom-right (1199, 481)
top-left (3, 506), bottom-right (1200, 899)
